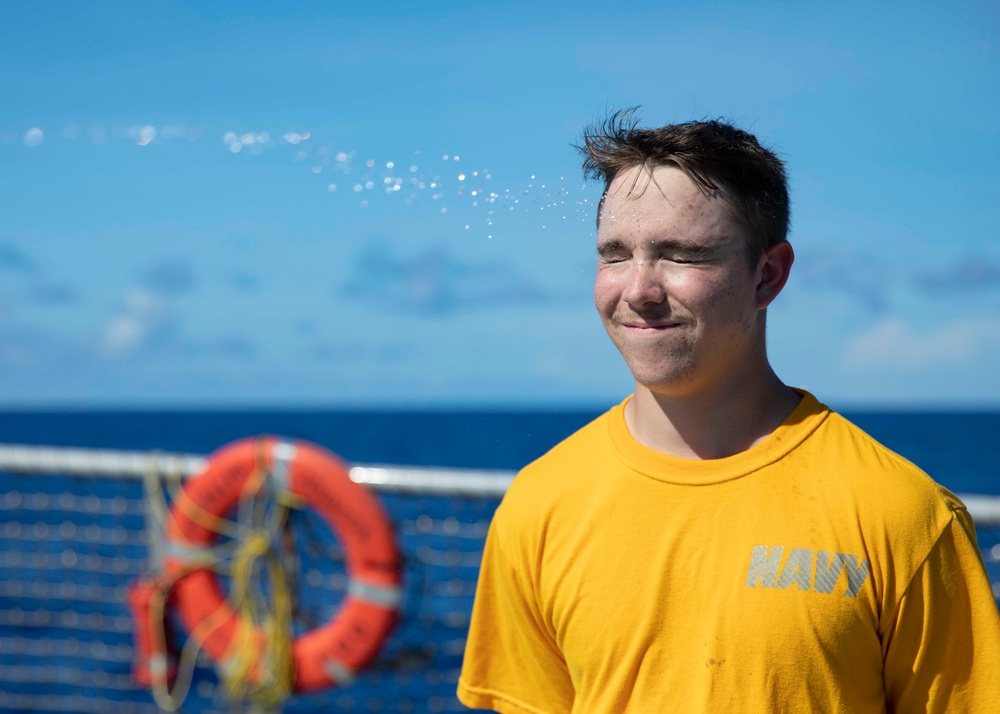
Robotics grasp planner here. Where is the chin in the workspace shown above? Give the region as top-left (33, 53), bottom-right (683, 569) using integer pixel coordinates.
top-left (624, 363), bottom-right (697, 394)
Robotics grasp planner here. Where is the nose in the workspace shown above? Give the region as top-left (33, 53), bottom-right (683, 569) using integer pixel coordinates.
top-left (622, 260), bottom-right (665, 307)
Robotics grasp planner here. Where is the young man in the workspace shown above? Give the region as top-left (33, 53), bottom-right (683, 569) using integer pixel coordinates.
top-left (457, 111), bottom-right (1000, 712)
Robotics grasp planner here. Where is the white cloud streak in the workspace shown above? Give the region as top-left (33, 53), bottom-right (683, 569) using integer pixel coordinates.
top-left (99, 288), bottom-right (165, 357)
top-left (845, 316), bottom-right (1000, 370)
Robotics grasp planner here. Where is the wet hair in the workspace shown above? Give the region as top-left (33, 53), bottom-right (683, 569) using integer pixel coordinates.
top-left (578, 107), bottom-right (790, 265)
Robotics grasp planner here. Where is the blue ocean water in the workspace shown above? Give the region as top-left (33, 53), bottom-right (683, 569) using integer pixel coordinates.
top-left (0, 406), bottom-right (997, 493)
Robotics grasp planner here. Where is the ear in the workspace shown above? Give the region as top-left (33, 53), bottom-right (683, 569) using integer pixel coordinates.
top-left (755, 240), bottom-right (794, 310)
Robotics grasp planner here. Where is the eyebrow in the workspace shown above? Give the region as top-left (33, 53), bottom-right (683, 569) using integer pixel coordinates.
top-left (597, 237), bottom-right (721, 260)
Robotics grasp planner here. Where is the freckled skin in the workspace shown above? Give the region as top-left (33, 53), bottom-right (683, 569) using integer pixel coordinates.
top-left (594, 165), bottom-right (768, 400)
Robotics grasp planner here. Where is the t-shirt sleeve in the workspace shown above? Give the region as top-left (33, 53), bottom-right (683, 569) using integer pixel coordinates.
top-left (882, 507), bottom-right (1000, 712)
top-left (457, 509), bottom-right (575, 714)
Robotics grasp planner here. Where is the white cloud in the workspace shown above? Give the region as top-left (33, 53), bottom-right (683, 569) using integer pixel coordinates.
top-left (23, 128), bottom-right (44, 148)
top-left (102, 315), bottom-right (146, 354)
top-left (100, 288), bottom-right (165, 357)
top-left (845, 316), bottom-right (1000, 370)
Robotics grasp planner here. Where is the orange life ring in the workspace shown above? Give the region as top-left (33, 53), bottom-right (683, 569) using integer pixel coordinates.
top-left (163, 437), bottom-right (401, 691)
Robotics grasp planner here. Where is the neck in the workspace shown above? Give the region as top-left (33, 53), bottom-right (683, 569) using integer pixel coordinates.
top-left (624, 366), bottom-right (801, 460)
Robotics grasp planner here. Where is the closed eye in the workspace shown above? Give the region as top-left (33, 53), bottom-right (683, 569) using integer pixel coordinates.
top-left (659, 248), bottom-right (716, 264)
top-left (597, 240), bottom-right (630, 263)
top-left (599, 254), bottom-right (629, 264)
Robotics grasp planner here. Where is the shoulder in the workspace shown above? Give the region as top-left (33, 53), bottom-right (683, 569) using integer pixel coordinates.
top-left (804, 405), bottom-right (970, 591)
top-left (780, 397), bottom-right (984, 619)
top-left (818, 408), bottom-right (964, 516)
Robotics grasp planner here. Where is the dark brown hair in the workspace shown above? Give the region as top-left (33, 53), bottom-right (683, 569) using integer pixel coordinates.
top-left (579, 108), bottom-right (790, 265)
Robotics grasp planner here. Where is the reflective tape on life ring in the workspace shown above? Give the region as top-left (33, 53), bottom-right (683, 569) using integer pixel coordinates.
top-left (164, 436), bottom-right (401, 692)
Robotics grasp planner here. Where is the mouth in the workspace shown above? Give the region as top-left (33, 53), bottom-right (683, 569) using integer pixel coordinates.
top-left (621, 322), bottom-right (681, 333)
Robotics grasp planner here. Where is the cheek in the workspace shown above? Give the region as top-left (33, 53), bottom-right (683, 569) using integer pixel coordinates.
top-left (669, 272), bottom-right (721, 306)
top-left (593, 271), bottom-right (620, 312)
top-left (697, 277), bottom-right (757, 326)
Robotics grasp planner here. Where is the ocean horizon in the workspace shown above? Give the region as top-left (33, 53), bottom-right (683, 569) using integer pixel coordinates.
top-left (0, 407), bottom-right (997, 494)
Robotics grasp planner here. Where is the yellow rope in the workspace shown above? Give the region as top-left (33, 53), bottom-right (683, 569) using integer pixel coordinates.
top-left (221, 519), bottom-right (295, 706)
top-left (141, 440), bottom-right (298, 711)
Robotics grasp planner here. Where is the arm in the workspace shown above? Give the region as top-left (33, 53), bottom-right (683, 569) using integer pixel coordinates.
top-left (882, 508), bottom-right (1000, 712)
top-left (457, 511), bottom-right (575, 714)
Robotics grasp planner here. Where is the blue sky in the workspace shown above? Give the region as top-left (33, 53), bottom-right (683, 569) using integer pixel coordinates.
top-left (1, 0), bottom-right (997, 407)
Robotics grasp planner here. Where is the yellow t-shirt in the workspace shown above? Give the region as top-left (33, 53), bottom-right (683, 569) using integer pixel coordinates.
top-left (457, 392), bottom-right (1000, 713)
